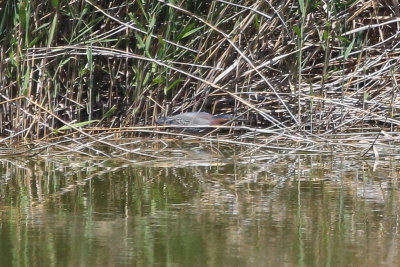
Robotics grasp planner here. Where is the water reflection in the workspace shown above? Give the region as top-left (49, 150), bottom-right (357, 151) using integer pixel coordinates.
top-left (0, 150), bottom-right (399, 266)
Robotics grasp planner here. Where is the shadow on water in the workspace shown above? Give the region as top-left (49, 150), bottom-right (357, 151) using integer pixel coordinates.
top-left (0, 144), bottom-right (400, 266)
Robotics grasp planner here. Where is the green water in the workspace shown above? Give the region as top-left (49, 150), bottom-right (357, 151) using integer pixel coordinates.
top-left (0, 152), bottom-right (399, 266)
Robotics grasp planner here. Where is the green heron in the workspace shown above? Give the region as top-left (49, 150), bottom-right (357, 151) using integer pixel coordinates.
top-left (156, 112), bottom-right (234, 132)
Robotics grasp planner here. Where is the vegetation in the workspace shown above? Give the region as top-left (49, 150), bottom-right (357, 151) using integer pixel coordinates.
top-left (0, 0), bottom-right (399, 154)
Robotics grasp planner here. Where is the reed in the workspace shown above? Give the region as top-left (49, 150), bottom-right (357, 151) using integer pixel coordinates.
top-left (0, 0), bottom-right (399, 154)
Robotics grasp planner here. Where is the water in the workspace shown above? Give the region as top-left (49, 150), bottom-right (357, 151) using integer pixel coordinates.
top-left (0, 150), bottom-right (399, 266)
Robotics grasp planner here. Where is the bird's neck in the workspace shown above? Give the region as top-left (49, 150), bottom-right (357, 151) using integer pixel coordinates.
top-left (210, 118), bottom-right (229, 125)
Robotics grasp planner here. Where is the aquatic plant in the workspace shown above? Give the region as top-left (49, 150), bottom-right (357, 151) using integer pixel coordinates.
top-left (0, 0), bottom-right (399, 155)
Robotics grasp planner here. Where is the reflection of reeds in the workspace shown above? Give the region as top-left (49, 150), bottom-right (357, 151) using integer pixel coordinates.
top-left (1, 1), bottom-right (400, 154)
top-left (2, 153), bottom-right (398, 212)
top-left (1, 154), bottom-right (400, 265)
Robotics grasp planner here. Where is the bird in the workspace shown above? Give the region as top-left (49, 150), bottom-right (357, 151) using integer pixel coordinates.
top-left (156, 112), bottom-right (234, 132)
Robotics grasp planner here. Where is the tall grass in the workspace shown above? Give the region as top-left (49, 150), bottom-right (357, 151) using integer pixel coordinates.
top-left (0, 0), bottom-right (399, 146)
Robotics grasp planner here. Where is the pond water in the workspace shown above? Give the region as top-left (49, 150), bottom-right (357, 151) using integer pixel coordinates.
top-left (0, 145), bottom-right (400, 266)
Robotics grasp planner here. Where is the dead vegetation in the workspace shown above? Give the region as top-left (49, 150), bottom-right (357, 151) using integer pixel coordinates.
top-left (0, 0), bottom-right (399, 157)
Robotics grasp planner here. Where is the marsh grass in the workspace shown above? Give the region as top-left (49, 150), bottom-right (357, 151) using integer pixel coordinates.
top-left (0, 0), bottom-right (399, 156)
